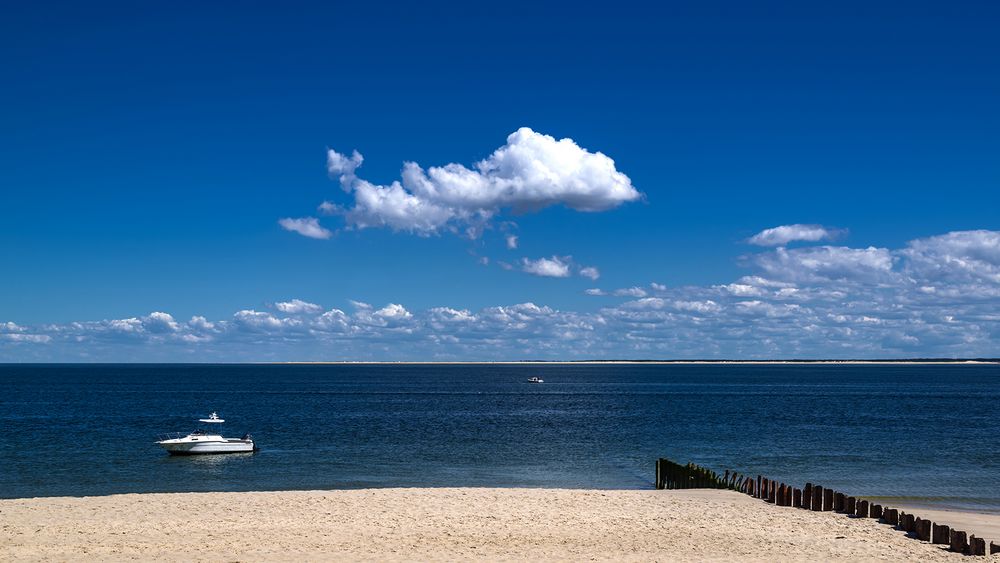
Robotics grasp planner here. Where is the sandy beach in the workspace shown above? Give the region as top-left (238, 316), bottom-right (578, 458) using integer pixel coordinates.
top-left (3, 488), bottom-right (996, 562)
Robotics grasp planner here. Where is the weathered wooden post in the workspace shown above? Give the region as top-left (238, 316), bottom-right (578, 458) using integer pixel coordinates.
top-left (768, 480), bottom-right (776, 503)
top-left (792, 488), bottom-right (802, 508)
top-left (914, 518), bottom-right (931, 541)
top-left (823, 488), bottom-right (833, 511)
top-left (784, 485), bottom-right (792, 506)
top-left (932, 523), bottom-right (950, 544)
top-left (990, 540), bottom-right (1000, 554)
top-left (845, 496), bottom-right (856, 515)
top-left (811, 486), bottom-right (823, 511)
top-left (856, 499), bottom-right (869, 518)
top-left (757, 476), bottom-right (762, 499)
top-left (882, 508), bottom-right (898, 525)
top-left (950, 530), bottom-right (968, 553)
top-left (833, 492), bottom-right (845, 512)
top-left (901, 512), bottom-right (915, 533)
top-left (969, 536), bottom-right (986, 556)
top-left (776, 484), bottom-right (785, 505)
top-left (869, 504), bottom-right (882, 519)
top-left (803, 483), bottom-right (813, 509)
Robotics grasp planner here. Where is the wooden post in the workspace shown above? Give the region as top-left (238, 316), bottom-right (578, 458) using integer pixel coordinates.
top-left (969, 536), bottom-right (986, 556)
top-left (902, 512), bottom-right (915, 532)
top-left (833, 492), bottom-right (845, 512)
top-left (915, 518), bottom-right (931, 541)
top-left (856, 499), bottom-right (869, 518)
top-left (869, 504), bottom-right (882, 519)
top-left (950, 530), bottom-right (968, 553)
top-left (812, 486), bottom-right (823, 511)
top-left (757, 476), bottom-right (762, 499)
top-left (990, 540), bottom-right (999, 554)
top-left (932, 523), bottom-right (950, 544)
top-left (793, 488), bottom-right (802, 508)
top-left (768, 480), bottom-right (776, 503)
top-left (776, 484), bottom-right (785, 506)
top-left (823, 488), bottom-right (833, 511)
top-left (803, 483), bottom-right (813, 509)
top-left (784, 485), bottom-right (792, 506)
top-left (882, 508), bottom-right (898, 525)
top-left (656, 459), bottom-right (663, 489)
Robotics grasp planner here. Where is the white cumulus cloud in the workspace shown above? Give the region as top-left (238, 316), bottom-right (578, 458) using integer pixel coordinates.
top-left (274, 299), bottom-right (324, 315)
top-left (521, 256), bottom-right (572, 278)
top-left (748, 224), bottom-right (842, 246)
top-left (752, 246), bottom-right (895, 284)
top-left (278, 217), bottom-right (333, 240)
top-left (320, 128), bottom-right (640, 237)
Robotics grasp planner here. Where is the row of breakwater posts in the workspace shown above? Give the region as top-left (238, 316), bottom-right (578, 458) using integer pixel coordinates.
top-left (655, 458), bottom-right (1000, 556)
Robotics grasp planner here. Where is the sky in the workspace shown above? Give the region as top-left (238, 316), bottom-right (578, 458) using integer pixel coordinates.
top-left (1, 1), bottom-right (998, 361)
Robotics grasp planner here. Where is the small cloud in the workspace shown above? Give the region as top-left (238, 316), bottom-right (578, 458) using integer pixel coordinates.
top-left (748, 224), bottom-right (842, 247)
top-left (506, 234), bottom-right (519, 249)
top-left (650, 282), bottom-right (667, 291)
top-left (579, 266), bottom-right (600, 280)
top-left (522, 256), bottom-right (572, 278)
top-left (584, 288), bottom-right (606, 296)
top-left (478, 256), bottom-right (490, 266)
top-left (274, 299), bottom-right (323, 315)
top-left (327, 148), bottom-right (364, 190)
top-left (279, 217), bottom-right (333, 240)
top-left (613, 286), bottom-right (648, 297)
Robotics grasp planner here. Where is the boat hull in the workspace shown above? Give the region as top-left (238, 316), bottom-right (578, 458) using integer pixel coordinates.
top-left (158, 440), bottom-right (256, 455)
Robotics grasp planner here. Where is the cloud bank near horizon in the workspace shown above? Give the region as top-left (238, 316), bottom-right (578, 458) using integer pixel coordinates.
top-left (4, 229), bottom-right (1000, 361)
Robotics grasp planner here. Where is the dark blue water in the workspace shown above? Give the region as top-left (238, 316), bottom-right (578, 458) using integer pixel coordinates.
top-left (1, 364), bottom-right (998, 512)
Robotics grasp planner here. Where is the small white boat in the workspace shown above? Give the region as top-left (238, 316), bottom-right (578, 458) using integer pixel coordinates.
top-left (156, 412), bottom-right (256, 455)
top-left (527, 376), bottom-right (544, 384)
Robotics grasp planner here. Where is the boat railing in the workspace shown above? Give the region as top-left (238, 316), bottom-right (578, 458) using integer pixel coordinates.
top-left (157, 432), bottom-right (188, 441)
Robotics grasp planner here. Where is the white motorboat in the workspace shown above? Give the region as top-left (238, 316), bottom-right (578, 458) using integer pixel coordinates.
top-left (527, 376), bottom-right (544, 384)
top-left (156, 412), bottom-right (256, 455)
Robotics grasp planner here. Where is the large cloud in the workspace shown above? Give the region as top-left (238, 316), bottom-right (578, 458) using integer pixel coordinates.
top-left (4, 230), bottom-right (999, 361)
top-left (310, 128), bottom-right (641, 237)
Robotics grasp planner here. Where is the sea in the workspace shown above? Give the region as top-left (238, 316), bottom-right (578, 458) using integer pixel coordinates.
top-left (1, 363), bottom-right (998, 513)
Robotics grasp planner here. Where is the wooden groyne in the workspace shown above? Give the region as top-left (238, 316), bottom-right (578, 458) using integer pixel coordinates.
top-left (655, 458), bottom-right (1000, 556)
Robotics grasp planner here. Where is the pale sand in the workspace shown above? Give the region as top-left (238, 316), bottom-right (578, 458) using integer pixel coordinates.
top-left (3, 488), bottom-right (998, 562)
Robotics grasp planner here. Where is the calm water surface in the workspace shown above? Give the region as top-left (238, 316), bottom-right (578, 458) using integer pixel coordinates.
top-left (1, 364), bottom-right (997, 512)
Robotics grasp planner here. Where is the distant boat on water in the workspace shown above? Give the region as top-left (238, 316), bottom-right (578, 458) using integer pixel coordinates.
top-left (527, 376), bottom-right (544, 384)
top-left (156, 412), bottom-right (256, 455)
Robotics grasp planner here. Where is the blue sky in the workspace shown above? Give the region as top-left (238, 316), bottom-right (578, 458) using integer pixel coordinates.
top-left (1, 1), bottom-right (998, 360)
